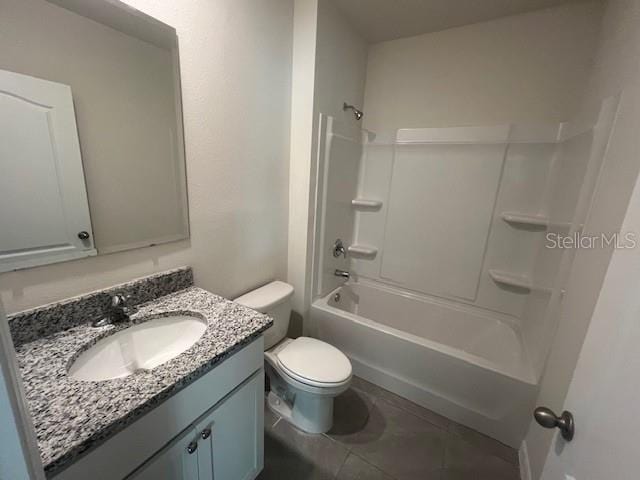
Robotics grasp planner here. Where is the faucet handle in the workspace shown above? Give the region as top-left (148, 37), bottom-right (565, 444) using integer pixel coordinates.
top-left (111, 294), bottom-right (137, 314)
top-left (111, 294), bottom-right (127, 307)
top-left (333, 239), bottom-right (347, 258)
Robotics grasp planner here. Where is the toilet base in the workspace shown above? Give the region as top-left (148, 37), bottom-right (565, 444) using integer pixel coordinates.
top-left (267, 389), bottom-right (334, 434)
top-left (264, 338), bottom-right (351, 434)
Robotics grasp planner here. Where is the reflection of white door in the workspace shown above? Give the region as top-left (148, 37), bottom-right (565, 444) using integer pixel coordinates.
top-left (0, 69), bottom-right (95, 272)
top-left (540, 151), bottom-right (640, 477)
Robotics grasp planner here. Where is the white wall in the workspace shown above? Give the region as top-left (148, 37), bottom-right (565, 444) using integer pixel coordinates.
top-left (287, 0), bottom-right (318, 319)
top-left (314, 0), bottom-right (368, 120)
top-left (0, 0), bottom-right (293, 314)
top-left (362, 2), bottom-right (603, 135)
top-left (288, 0), bottom-right (367, 324)
top-left (524, 0), bottom-right (640, 478)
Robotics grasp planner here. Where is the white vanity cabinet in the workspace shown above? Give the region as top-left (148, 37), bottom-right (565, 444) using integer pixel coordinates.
top-left (54, 338), bottom-right (264, 480)
top-left (129, 372), bottom-right (263, 480)
top-left (125, 427), bottom-right (200, 480)
top-left (195, 372), bottom-right (263, 480)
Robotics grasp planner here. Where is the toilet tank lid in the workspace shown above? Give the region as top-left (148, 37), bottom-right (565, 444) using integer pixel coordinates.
top-left (234, 281), bottom-right (294, 312)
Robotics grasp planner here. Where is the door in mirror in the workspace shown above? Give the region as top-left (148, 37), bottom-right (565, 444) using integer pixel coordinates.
top-left (0, 69), bottom-right (96, 273)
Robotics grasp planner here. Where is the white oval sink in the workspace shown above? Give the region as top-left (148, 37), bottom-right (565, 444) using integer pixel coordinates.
top-left (68, 315), bottom-right (207, 381)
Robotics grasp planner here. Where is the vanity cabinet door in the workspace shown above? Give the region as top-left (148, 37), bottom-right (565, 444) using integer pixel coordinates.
top-left (127, 427), bottom-right (200, 480)
top-left (196, 371), bottom-right (264, 480)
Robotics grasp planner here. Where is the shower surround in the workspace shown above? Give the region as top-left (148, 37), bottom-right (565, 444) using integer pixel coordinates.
top-left (310, 98), bottom-right (618, 446)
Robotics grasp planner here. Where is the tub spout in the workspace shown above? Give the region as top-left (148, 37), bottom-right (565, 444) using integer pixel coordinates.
top-left (334, 269), bottom-right (350, 280)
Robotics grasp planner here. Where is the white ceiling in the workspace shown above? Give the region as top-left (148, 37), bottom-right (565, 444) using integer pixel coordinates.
top-left (333, 0), bottom-right (592, 43)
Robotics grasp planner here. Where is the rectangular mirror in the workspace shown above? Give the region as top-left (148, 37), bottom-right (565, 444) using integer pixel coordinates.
top-left (0, 0), bottom-right (188, 272)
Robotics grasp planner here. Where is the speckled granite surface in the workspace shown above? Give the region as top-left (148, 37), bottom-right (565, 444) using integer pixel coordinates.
top-left (11, 272), bottom-right (271, 477)
top-left (9, 267), bottom-right (193, 346)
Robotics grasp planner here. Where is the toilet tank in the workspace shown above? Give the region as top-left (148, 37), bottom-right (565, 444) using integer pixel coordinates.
top-left (234, 281), bottom-right (294, 350)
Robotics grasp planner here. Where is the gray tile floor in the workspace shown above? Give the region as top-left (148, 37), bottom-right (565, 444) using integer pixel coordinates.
top-left (258, 377), bottom-right (520, 480)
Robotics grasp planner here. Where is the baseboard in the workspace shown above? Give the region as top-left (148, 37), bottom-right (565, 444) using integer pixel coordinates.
top-left (519, 440), bottom-right (532, 480)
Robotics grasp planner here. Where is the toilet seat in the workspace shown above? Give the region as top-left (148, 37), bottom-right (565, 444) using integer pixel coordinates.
top-left (276, 337), bottom-right (352, 388)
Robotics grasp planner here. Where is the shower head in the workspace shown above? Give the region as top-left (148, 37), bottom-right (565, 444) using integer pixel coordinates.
top-left (343, 102), bottom-right (363, 121)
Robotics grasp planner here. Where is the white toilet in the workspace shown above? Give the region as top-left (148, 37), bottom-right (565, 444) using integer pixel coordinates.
top-left (235, 281), bottom-right (352, 434)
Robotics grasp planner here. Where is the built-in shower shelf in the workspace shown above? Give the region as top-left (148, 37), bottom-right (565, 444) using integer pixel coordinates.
top-left (501, 212), bottom-right (549, 228)
top-left (501, 212), bottom-right (576, 231)
top-left (488, 269), bottom-right (532, 291)
top-left (550, 221), bottom-right (577, 230)
top-left (488, 269), bottom-right (553, 294)
top-left (348, 245), bottom-right (378, 259)
top-left (351, 198), bottom-right (383, 210)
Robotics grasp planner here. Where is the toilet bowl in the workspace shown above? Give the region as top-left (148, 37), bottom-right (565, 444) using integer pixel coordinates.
top-left (264, 336), bottom-right (351, 433)
top-left (235, 281), bottom-right (352, 434)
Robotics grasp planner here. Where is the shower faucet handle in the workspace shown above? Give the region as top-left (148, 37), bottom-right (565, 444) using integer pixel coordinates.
top-left (333, 239), bottom-right (346, 258)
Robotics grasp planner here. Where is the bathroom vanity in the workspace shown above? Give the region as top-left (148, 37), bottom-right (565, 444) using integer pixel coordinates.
top-left (2, 1), bottom-right (272, 476)
top-left (61, 340), bottom-right (264, 480)
top-left (8, 268), bottom-right (270, 479)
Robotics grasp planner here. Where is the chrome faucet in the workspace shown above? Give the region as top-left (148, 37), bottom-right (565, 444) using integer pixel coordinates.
top-left (334, 269), bottom-right (350, 280)
top-left (110, 294), bottom-right (137, 321)
top-left (92, 294), bottom-right (137, 327)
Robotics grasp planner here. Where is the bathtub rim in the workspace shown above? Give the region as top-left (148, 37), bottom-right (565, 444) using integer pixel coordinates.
top-left (355, 276), bottom-right (523, 330)
top-left (312, 282), bottom-right (537, 386)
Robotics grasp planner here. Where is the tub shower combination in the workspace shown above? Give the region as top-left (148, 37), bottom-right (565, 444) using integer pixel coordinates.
top-left (311, 100), bottom-right (618, 446)
top-left (313, 279), bottom-right (536, 445)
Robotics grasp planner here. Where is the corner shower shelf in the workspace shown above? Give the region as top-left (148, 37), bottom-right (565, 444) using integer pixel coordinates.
top-left (351, 198), bottom-right (383, 210)
top-left (347, 245), bottom-right (378, 259)
top-left (501, 212), bottom-right (549, 228)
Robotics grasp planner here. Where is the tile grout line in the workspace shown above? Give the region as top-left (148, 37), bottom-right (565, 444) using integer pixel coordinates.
top-left (333, 451), bottom-right (350, 479)
top-left (350, 451), bottom-right (401, 480)
top-left (324, 385), bottom-right (377, 453)
top-left (440, 430), bottom-right (452, 473)
top-left (343, 383), bottom-right (449, 480)
top-left (322, 431), bottom-right (353, 452)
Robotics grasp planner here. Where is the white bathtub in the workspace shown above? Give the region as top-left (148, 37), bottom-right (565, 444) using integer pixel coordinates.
top-left (311, 280), bottom-right (538, 447)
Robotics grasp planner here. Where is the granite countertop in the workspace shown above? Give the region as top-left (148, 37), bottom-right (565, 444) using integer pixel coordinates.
top-left (13, 284), bottom-right (272, 477)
